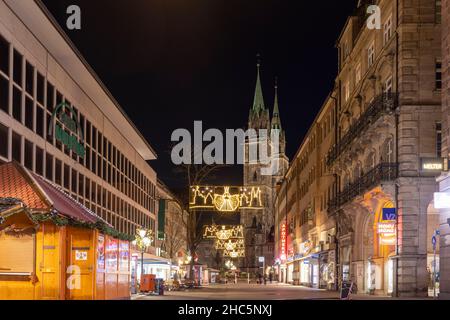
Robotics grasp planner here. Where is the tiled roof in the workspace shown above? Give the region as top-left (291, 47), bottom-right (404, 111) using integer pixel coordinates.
top-left (0, 162), bottom-right (109, 226)
top-left (0, 162), bottom-right (49, 210)
top-left (31, 172), bottom-right (109, 225)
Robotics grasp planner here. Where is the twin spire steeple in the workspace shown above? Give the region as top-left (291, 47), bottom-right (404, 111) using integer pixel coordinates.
top-left (250, 56), bottom-right (282, 130)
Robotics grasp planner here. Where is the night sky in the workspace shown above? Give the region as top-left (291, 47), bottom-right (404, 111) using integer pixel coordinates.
top-left (41, 0), bottom-right (357, 191)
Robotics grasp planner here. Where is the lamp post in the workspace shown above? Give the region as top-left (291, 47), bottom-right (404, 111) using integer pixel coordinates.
top-left (132, 228), bottom-right (154, 291)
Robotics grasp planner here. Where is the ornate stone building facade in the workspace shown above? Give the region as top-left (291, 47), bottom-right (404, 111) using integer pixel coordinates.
top-left (274, 94), bottom-right (338, 289)
top-left (327, 0), bottom-right (442, 297)
top-left (240, 62), bottom-right (288, 276)
top-left (438, 0), bottom-right (450, 300)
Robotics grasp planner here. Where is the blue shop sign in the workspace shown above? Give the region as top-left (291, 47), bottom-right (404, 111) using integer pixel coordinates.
top-left (382, 208), bottom-right (397, 221)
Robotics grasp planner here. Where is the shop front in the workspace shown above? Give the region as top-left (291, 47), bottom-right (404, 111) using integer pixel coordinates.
top-left (0, 162), bottom-right (131, 300)
top-left (319, 250), bottom-right (336, 290)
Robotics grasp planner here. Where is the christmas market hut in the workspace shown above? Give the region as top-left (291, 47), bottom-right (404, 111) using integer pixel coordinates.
top-left (0, 162), bottom-right (133, 300)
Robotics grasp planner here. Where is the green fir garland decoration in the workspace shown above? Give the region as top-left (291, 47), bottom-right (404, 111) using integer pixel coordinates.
top-left (31, 213), bottom-right (135, 241)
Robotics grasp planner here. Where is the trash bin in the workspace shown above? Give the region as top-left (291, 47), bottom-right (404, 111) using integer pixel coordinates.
top-left (140, 274), bottom-right (156, 293)
top-left (155, 278), bottom-right (164, 295)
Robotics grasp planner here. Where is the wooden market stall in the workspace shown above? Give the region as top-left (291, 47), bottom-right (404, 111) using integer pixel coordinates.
top-left (0, 162), bottom-right (132, 300)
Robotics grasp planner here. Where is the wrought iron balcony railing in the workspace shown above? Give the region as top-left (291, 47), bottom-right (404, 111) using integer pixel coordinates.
top-left (326, 93), bottom-right (398, 166)
top-left (327, 162), bottom-right (398, 214)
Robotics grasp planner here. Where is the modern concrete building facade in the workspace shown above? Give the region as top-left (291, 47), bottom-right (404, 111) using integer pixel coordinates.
top-left (0, 0), bottom-right (159, 253)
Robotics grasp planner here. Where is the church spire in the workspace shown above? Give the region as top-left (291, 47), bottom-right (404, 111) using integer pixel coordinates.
top-left (252, 55), bottom-right (265, 113)
top-left (271, 78), bottom-right (282, 130)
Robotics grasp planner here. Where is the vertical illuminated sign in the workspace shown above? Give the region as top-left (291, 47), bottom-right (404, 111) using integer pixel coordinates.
top-left (280, 223), bottom-right (287, 261)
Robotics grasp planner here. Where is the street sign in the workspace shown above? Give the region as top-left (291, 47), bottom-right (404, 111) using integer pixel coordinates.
top-left (258, 256), bottom-right (265, 263)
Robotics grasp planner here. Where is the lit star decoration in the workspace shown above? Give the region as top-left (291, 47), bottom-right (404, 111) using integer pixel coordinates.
top-left (190, 186), bottom-right (263, 212)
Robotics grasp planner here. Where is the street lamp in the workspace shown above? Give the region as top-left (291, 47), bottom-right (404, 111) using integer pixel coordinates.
top-left (132, 228), bottom-right (154, 290)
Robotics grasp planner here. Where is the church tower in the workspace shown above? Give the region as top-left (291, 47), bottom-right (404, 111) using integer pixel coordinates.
top-left (240, 60), bottom-right (288, 275)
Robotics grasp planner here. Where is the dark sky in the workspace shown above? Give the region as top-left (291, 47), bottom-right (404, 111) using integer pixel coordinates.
top-left (41, 0), bottom-right (357, 190)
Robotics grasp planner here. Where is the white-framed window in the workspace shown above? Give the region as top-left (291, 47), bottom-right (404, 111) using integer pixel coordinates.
top-left (344, 81), bottom-right (350, 102)
top-left (368, 42), bottom-right (375, 67)
top-left (436, 0), bottom-right (442, 24)
top-left (436, 58), bottom-right (442, 90)
top-left (384, 76), bottom-right (393, 94)
top-left (355, 63), bottom-right (362, 84)
top-left (383, 15), bottom-right (393, 44)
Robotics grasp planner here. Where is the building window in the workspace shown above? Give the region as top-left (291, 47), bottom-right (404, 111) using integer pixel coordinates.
top-left (0, 75), bottom-right (8, 114)
top-left (45, 152), bottom-right (53, 181)
top-left (25, 62), bottom-right (34, 95)
top-left (64, 163), bottom-right (70, 190)
top-left (24, 139), bottom-right (33, 170)
top-left (35, 146), bottom-right (43, 176)
top-left (55, 158), bottom-right (62, 186)
top-left (368, 43), bottom-right (375, 67)
top-left (383, 15), bottom-right (392, 45)
top-left (13, 50), bottom-right (22, 86)
top-left (436, 59), bottom-right (442, 90)
top-left (12, 131), bottom-right (21, 163)
top-left (71, 168), bottom-right (78, 194)
top-left (0, 35), bottom-right (9, 75)
top-left (384, 76), bottom-right (393, 94)
top-left (436, 0), bottom-right (442, 23)
top-left (37, 72), bottom-right (45, 105)
top-left (436, 122), bottom-right (442, 158)
top-left (25, 97), bottom-right (33, 131)
top-left (0, 122), bottom-right (8, 159)
top-left (46, 82), bottom-right (54, 112)
top-left (355, 64), bottom-right (362, 84)
top-left (344, 82), bottom-right (350, 102)
top-left (36, 105), bottom-right (44, 138)
top-left (12, 86), bottom-right (22, 122)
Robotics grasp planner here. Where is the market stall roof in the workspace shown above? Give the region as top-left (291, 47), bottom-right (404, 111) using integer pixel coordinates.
top-left (0, 162), bottom-right (109, 226)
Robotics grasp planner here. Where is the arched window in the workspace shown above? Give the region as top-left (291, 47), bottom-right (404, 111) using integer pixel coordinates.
top-left (364, 150), bottom-right (376, 171)
top-left (353, 162), bottom-right (362, 182)
top-left (381, 138), bottom-right (394, 163)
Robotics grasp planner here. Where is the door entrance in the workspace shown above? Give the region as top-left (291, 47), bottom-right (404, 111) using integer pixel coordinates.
top-left (65, 228), bottom-right (94, 300)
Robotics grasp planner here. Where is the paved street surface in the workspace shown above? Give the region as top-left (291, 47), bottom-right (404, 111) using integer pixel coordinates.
top-left (132, 283), bottom-right (418, 300)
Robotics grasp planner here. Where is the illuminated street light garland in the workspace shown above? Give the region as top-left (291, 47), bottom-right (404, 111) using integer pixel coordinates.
top-left (203, 225), bottom-right (244, 240)
top-left (202, 224), bottom-right (246, 258)
top-left (223, 249), bottom-right (245, 258)
top-left (190, 186), bottom-right (263, 212)
top-left (215, 239), bottom-right (245, 251)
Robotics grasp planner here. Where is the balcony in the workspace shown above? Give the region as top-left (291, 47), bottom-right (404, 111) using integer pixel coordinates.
top-left (327, 162), bottom-right (398, 213)
top-left (327, 93), bottom-right (398, 166)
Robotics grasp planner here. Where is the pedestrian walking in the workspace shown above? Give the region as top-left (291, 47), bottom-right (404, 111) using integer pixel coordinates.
top-left (269, 273), bottom-right (273, 284)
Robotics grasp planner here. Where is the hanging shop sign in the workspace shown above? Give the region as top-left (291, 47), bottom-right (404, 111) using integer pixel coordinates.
top-left (190, 186), bottom-right (263, 212)
top-left (382, 208), bottom-right (397, 221)
top-left (378, 222), bottom-right (397, 246)
top-left (299, 240), bottom-right (313, 256)
top-left (280, 223), bottom-right (287, 261)
top-left (420, 157), bottom-right (448, 173)
top-left (48, 102), bottom-right (85, 158)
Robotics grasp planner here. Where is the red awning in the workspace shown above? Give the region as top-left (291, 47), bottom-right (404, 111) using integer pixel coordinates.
top-left (31, 173), bottom-right (102, 224)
